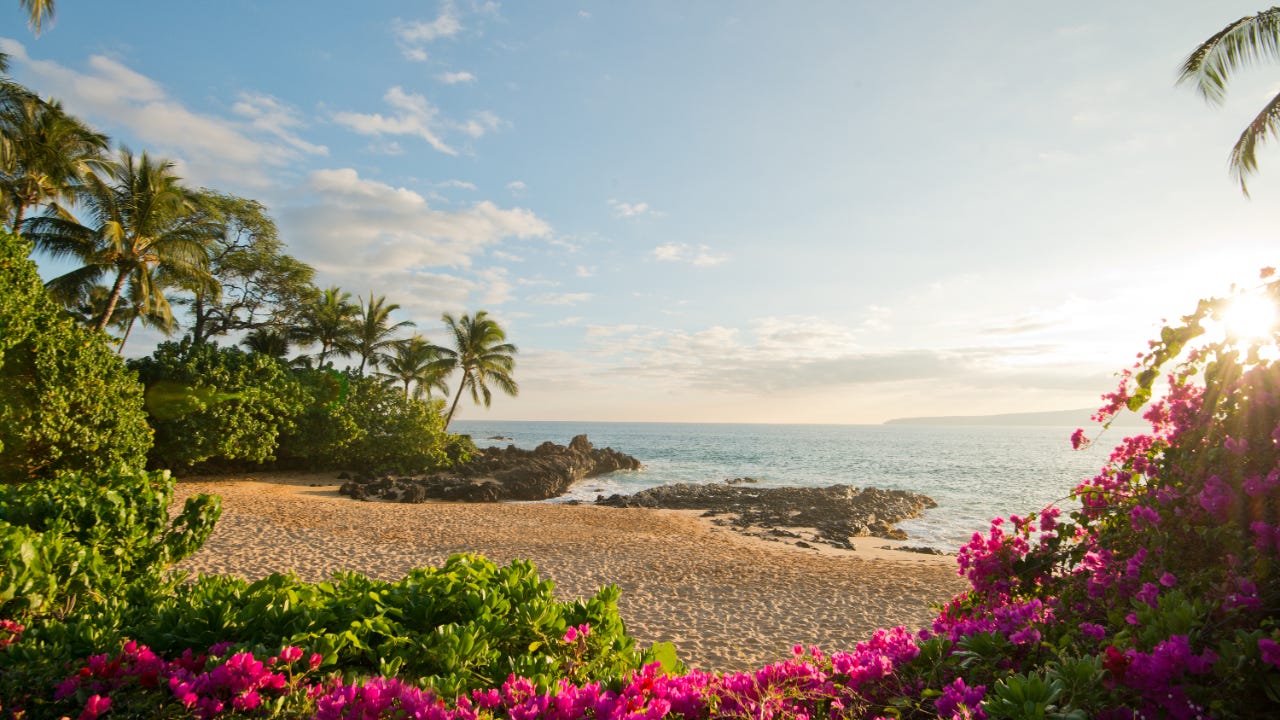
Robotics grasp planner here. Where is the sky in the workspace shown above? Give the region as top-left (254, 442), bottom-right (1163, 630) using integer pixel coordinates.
top-left (3, 1), bottom-right (1279, 424)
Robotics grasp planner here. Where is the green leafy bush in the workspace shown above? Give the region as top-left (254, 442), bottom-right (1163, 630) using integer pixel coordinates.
top-left (279, 370), bottom-right (471, 472)
top-left (129, 339), bottom-right (309, 469)
top-left (134, 554), bottom-right (658, 698)
top-left (0, 466), bottom-right (220, 621)
top-left (0, 231), bottom-right (151, 483)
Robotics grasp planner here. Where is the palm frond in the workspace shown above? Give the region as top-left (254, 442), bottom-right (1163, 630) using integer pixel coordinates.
top-left (1230, 88), bottom-right (1280, 195)
top-left (1180, 8), bottom-right (1280, 105)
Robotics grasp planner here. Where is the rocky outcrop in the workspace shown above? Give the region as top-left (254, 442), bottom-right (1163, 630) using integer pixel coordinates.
top-left (596, 482), bottom-right (936, 550)
top-left (339, 435), bottom-right (642, 503)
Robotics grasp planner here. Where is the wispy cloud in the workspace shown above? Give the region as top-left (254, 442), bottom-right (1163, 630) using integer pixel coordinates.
top-left (333, 87), bottom-right (502, 155)
top-left (0, 39), bottom-right (320, 189)
top-left (609, 199), bottom-right (655, 217)
top-left (438, 70), bottom-right (476, 84)
top-left (575, 265), bottom-right (595, 278)
top-left (530, 292), bottom-right (593, 306)
top-left (506, 180), bottom-right (527, 192)
top-left (231, 92), bottom-right (329, 156)
top-left (438, 179), bottom-right (477, 190)
top-left (652, 242), bottom-right (727, 266)
top-left (393, 2), bottom-right (463, 61)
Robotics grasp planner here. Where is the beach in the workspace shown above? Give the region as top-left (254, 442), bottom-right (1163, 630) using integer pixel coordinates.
top-left (172, 473), bottom-right (969, 672)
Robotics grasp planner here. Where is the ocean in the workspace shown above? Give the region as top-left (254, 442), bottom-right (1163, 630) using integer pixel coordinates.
top-left (449, 420), bottom-right (1120, 551)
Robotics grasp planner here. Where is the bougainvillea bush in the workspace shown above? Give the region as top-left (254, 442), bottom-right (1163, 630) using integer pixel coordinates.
top-left (10, 274), bottom-right (1280, 718)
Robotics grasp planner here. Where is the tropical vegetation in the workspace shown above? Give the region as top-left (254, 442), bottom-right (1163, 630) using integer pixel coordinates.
top-left (8, 4), bottom-right (1280, 720)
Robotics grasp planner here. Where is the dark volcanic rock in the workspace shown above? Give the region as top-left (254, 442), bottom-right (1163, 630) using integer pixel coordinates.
top-left (338, 435), bottom-right (641, 503)
top-left (596, 483), bottom-right (936, 548)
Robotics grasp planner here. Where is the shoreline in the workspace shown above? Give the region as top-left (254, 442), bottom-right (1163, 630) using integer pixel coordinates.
top-left (172, 472), bottom-right (968, 672)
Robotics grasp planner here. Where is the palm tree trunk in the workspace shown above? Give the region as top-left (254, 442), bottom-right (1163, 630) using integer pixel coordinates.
top-left (444, 375), bottom-right (468, 429)
top-left (10, 204), bottom-right (24, 237)
top-left (404, 379), bottom-right (411, 399)
top-left (117, 315), bottom-right (137, 355)
top-left (95, 269), bottom-right (129, 332)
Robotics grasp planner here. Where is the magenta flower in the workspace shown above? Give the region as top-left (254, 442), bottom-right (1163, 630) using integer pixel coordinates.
top-left (1260, 638), bottom-right (1280, 668)
top-left (78, 694), bottom-right (111, 720)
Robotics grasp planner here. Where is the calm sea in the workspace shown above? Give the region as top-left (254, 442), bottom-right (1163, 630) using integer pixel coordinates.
top-left (449, 420), bottom-right (1118, 551)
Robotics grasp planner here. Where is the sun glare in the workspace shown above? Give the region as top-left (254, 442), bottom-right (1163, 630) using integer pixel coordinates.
top-left (1222, 292), bottom-right (1278, 342)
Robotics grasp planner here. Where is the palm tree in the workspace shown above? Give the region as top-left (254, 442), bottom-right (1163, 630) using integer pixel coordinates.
top-left (1181, 8), bottom-right (1280, 194)
top-left (351, 292), bottom-right (414, 374)
top-left (25, 148), bottom-right (218, 331)
top-left (298, 286), bottom-right (358, 367)
top-left (1, 95), bottom-right (108, 234)
top-left (433, 310), bottom-right (519, 428)
top-left (379, 334), bottom-right (448, 399)
top-left (241, 327), bottom-right (292, 360)
top-left (71, 279), bottom-right (177, 354)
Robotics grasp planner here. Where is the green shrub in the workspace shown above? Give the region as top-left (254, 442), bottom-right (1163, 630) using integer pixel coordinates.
top-left (279, 370), bottom-right (471, 472)
top-left (129, 340), bottom-right (309, 469)
top-left (134, 554), bottom-right (654, 697)
top-left (0, 466), bottom-right (220, 621)
top-left (0, 231), bottom-right (151, 483)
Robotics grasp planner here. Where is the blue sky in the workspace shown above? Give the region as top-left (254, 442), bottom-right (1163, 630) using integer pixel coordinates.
top-left (4, 1), bottom-right (1279, 423)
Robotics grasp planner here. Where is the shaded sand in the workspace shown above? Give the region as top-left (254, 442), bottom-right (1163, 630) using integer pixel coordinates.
top-left (172, 473), bottom-right (968, 672)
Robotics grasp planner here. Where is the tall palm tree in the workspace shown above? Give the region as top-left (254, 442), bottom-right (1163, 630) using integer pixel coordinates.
top-left (298, 286), bottom-right (358, 367)
top-left (433, 310), bottom-right (519, 428)
top-left (1181, 8), bottom-right (1280, 194)
top-left (351, 292), bottom-right (415, 374)
top-left (379, 334), bottom-right (448, 399)
top-left (1, 95), bottom-right (108, 234)
top-left (25, 148), bottom-right (218, 331)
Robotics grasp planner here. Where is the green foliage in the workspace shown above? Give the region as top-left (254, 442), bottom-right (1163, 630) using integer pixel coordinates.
top-left (0, 466), bottom-right (220, 621)
top-left (279, 370), bottom-right (471, 472)
top-left (130, 339), bottom-right (308, 469)
top-left (0, 230), bottom-right (151, 483)
top-left (132, 555), bottom-right (651, 697)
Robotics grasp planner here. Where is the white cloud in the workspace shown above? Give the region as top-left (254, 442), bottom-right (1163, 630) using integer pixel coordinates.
top-left (492, 249), bottom-right (523, 262)
top-left (438, 179), bottom-right (477, 190)
top-left (530, 292), bottom-right (593, 306)
top-left (651, 242), bottom-right (728, 266)
top-left (438, 71), bottom-right (476, 84)
top-left (575, 265), bottom-right (595, 278)
top-left (609, 199), bottom-right (654, 217)
top-left (506, 180), bottom-right (527, 192)
top-left (0, 39), bottom-right (321, 189)
top-left (333, 86), bottom-right (457, 155)
top-left (232, 92), bottom-right (329, 156)
top-left (333, 87), bottom-right (504, 155)
top-left (393, 3), bottom-right (463, 60)
top-left (287, 167), bottom-right (551, 273)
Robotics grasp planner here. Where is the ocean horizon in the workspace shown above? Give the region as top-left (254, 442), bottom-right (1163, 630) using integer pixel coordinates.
top-left (450, 419), bottom-right (1118, 551)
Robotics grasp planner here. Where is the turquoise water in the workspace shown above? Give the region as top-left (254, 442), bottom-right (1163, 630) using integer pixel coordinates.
top-left (450, 420), bottom-right (1119, 550)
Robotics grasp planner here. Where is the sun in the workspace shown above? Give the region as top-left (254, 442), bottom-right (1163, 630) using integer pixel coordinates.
top-left (1222, 292), bottom-right (1278, 342)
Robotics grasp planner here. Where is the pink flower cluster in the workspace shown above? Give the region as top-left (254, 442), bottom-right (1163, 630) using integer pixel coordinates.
top-left (55, 640), bottom-right (320, 720)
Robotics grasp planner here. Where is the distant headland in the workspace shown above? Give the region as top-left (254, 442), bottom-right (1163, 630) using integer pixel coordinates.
top-left (884, 407), bottom-right (1145, 427)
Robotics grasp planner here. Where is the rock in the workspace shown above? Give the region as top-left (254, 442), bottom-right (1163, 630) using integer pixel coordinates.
top-left (596, 483), bottom-right (935, 549)
top-left (337, 435), bottom-right (643, 504)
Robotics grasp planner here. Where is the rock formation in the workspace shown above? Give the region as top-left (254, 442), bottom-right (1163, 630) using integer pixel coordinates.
top-left (596, 482), bottom-right (937, 549)
top-left (339, 434), bottom-right (642, 503)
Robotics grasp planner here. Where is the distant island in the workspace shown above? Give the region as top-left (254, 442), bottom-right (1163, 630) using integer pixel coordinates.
top-left (884, 407), bottom-right (1145, 427)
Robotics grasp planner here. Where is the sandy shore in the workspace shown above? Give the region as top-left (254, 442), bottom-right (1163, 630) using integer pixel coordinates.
top-left (171, 473), bottom-right (969, 672)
